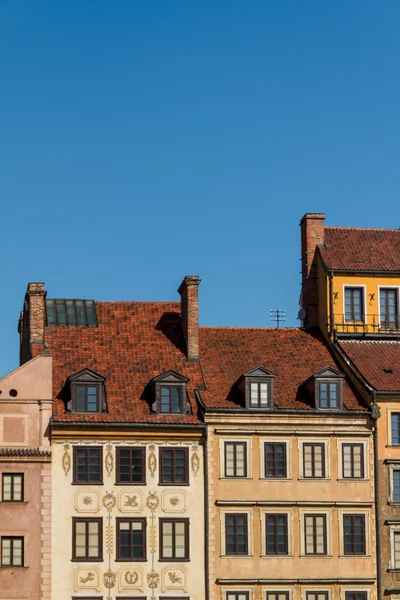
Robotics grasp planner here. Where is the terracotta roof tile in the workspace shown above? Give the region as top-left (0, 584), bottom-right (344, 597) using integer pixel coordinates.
top-left (199, 327), bottom-right (365, 411)
top-left (0, 448), bottom-right (51, 457)
top-left (338, 340), bottom-right (400, 392)
top-left (319, 227), bottom-right (400, 272)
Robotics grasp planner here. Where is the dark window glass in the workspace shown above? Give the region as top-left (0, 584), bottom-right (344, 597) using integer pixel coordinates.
top-left (225, 514), bottom-right (248, 555)
top-left (249, 381), bottom-right (269, 408)
top-left (306, 593), bottom-right (329, 600)
top-left (160, 519), bottom-right (189, 560)
top-left (1, 537), bottom-right (23, 566)
top-left (2, 473), bottom-right (23, 501)
top-left (392, 414), bottom-right (400, 445)
top-left (227, 594), bottom-right (250, 600)
top-left (380, 288), bottom-right (399, 329)
top-left (393, 470), bottom-right (400, 502)
top-left (342, 444), bottom-right (364, 478)
top-left (344, 514), bottom-right (365, 555)
top-left (319, 382), bottom-right (339, 409)
top-left (265, 443), bottom-right (287, 478)
top-left (116, 448), bottom-right (145, 484)
top-left (303, 444), bottom-right (325, 478)
top-left (345, 288), bottom-right (363, 321)
top-left (117, 518), bottom-right (146, 560)
top-left (46, 299), bottom-right (97, 326)
top-left (159, 448), bottom-right (188, 484)
top-left (73, 447), bottom-right (102, 484)
top-left (75, 384), bottom-right (99, 412)
top-left (267, 593), bottom-right (289, 600)
top-left (160, 386), bottom-right (183, 413)
top-left (72, 518), bottom-right (102, 560)
top-left (266, 514), bottom-right (288, 555)
top-left (304, 514), bottom-right (327, 555)
top-left (224, 442), bottom-right (247, 478)
top-left (345, 593), bottom-right (367, 600)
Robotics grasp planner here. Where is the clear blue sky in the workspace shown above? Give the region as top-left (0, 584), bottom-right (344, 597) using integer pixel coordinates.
top-left (1, 1), bottom-right (400, 374)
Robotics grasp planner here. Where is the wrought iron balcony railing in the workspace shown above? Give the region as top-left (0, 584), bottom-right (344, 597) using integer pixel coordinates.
top-left (332, 313), bottom-right (400, 334)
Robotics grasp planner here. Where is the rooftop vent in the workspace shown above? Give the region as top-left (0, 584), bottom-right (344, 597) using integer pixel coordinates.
top-left (46, 299), bottom-right (97, 327)
top-left (384, 368), bottom-right (393, 374)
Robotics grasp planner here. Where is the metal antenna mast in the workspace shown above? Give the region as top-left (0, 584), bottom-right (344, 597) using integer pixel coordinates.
top-left (270, 309), bottom-right (286, 328)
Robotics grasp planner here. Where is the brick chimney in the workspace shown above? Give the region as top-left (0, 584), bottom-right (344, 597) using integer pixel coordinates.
top-left (300, 214), bottom-right (325, 328)
top-left (18, 282), bottom-right (47, 364)
top-left (178, 276), bottom-right (201, 361)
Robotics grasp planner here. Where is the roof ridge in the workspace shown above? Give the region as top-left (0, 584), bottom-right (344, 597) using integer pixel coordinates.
top-left (326, 225), bottom-right (400, 233)
top-left (96, 300), bottom-right (180, 305)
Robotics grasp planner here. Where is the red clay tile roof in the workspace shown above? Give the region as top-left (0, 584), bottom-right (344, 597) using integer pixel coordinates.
top-left (46, 302), bottom-right (204, 424)
top-left (199, 327), bottom-right (365, 411)
top-left (319, 227), bottom-right (400, 272)
top-left (338, 340), bottom-right (400, 392)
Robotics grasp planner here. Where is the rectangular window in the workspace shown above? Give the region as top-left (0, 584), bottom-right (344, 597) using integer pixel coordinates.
top-left (2, 473), bottom-right (24, 501)
top-left (306, 593), bottom-right (328, 600)
top-left (344, 515), bottom-right (365, 555)
top-left (160, 386), bottom-right (183, 413)
top-left (116, 518), bottom-right (146, 560)
top-left (304, 514), bottom-right (327, 555)
top-left (266, 594), bottom-right (289, 600)
top-left (394, 531), bottom-right (400, 568)
top-left (1, 536), bottom-right (23, 566)
top-left (250, 381), bottom-right (269, 407)
top-left (225, 513), bottom-right (249, 555)
top-left (303, 443), bottom-right (325, 478)
top-left (159, 448), bottom-right (188, 485)
top-left (342, 444), bottom-right (364, 479)
top-left (345, 593), bottom-right (367, 600)
top-left (380, 288), bottom-right (399, 329)
top-left (393, 470), bottom-right (400, 502)
top-left (224, 442), bottom-right (247, 478)
top-left (345, 287), bottom-right (364, 321)
top-left (116, 448), bottom-right (145, 484)
top-left (265, 443), bottom-right (287, 478)
top-left (392, 414), bottom-right (400, 445)
top-left (159, 519), bottom-right (189, 560)
top-left (73, 447), bottom-right (102, 484)
top-left (227, 594), bottom-right (250, 600)
top-left (266, 514), bottom-right (288, 555)
top-left (319, 382), bottom-right (339, 409)
top-left (72, 518), bottom-right (102, 560)
top-left (76, 384), bottom-right (99, 412)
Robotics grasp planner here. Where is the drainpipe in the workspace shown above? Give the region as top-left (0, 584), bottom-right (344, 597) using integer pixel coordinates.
top-left (204, 425), bottom-right (210, 600)
top-left (329, 270), bottom-right (334, 338)
top-left (372, 391), bottom-right (382, 600)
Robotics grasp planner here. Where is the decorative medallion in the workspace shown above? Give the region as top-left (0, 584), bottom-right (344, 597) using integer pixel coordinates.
top-left (118, 568), bottom-right (144, 592)
top-left (103, 569), bottom-right (116, 588)
top-left (62, 441), bottom-right (71, 476)
top-left (102, 491), bottom-right (116, 510)
top-left (147, 570), bottom-right (160, 589)
top-left (146, 490), bottom-right (159, 511)
top-left (75, 491), bottom-right (100, 513)
top-left (161, 490), bottom-right (186, 513)
top-left (118, 490), bottom-right (143, 513)
top-left (74, 568), bottom-right (100, 591)
top-left (161, 567), bottom-right (187, 592)
top-left (148, 442), bottom-right (157, 477)
top-left (105, 442), bottom-right (114, 476)
top-left (191, 442), bottom-right (200, 476)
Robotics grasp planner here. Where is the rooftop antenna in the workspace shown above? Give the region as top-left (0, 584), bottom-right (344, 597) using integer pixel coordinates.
top-left (270, 309), bottom-right (286, 328)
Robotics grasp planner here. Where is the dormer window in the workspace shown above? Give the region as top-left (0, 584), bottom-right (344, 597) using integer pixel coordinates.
top-left (67, 368), bottom-right (106, 413)
top-left (239, 366), bottom-right (276, 410)
top-left (150, 371), bottom-right (191, 415)
top-left (312, 367), bottom-right (344, 411)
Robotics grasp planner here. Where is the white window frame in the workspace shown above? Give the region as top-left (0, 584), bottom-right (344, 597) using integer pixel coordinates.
top-left (220, 438), bottom-right (252, 480)
top-left (340, 587), bottom-right (371, 600)
top-left (262, 588), bottom-right (293, 600)
top-left (299, 440), bottom-right (329, 480)
top-left (260, 509), bottom-right (292, 557)
top-left (300, 510), bottom-right (331, 557)
top-left (388, 410), bottom-right (400, 446)
top-left (390, 524), bottom-right (400, 569)
top-left (260, 438), bottom-right (291, 480)
top-left (302, 589), bottom-right (333, 600)
top-left (377, 285), bottom-right (400, 330)
top-left (220, 509), bottom-right (253, 558)
top-left (343, 284), bottom-right (367, 323)
top-left (337, 440), bottom-right (368, 480)
top-left (389, 465), bottom-right (400, 504)
top-left (338, 509), bottom-right (369, 556)
top-left (222, 588), bottom-right (254, 600)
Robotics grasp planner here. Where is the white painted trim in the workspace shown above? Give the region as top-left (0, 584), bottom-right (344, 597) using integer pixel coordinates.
top-left (342, 284), bottom-right (367, 323)
top-left (300, 509), bottom-right (331, 556)
top-left (338, 509), bottom-right (370, 556)
top-left (259, 438), bottom-right (291, 480)
top-left (389, 524), bottom-right (400, 568)
top-left (377, 285), bottom-right (400, 329)
top-left (220, 509), bottom-right (253, 557)
top-left (337, 439), bottom-right (368, 480)
top-left (301, 587), bottom-right (333, 600)
top-left (219, 437), bottom-right (252, 480)
top-left (340, 586), bottom-right (372, 600)
top-left (387, 409), bottom-right (400, 446)
top-left (299, 439), bottom-right (330, 479)
top-left (222, 588), bottom-right (254, 600)
top-left (260, 509), bottom-right (293, 557)
top-left (262, 588), bottom-right (294, 600)
top-left (389, 464), bottom-right (400, 503)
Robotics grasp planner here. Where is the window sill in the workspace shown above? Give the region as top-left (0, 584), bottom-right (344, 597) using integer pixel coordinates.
top-left (71, 482), bottom-right (104, 486)
top-left (158, 482), bottom-right (190, 487)
top-left (259, 478), bottom-right (292, 482)
top-left (298, 478), bottom-right (331, 482)
top-left (388, 501), bottom-right (400, 506)
top-left (115, 558), bottom-right (147, 562)
top-left (261, 554), bottom-right (293, 558)
top-left (115, 482), bottom-right (147, 486)
top-left (387, 568), bottom-right (400, 572)
top-left (338, 554), bottom-right (371, 558)
top-left (220, 477), bottom-right (253, 481)
top-left (220, 555), bottom-right (254, 559)
top-left (299, 555), bottom-right (332, 558)
top-left (337, 478), bottom-right (367, 482)
top-left (71, 558), bottom-right (104, 562)
top-left (0, 565), bottom-right (28, 569)
top-left (0, 501), bottom-right (28, 504)
top-left (158, 558), bottom-right (190, 562)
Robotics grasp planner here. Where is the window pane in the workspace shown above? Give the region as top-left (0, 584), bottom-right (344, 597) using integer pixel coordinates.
top-left (394, 471), bottom-right (400, 502)
top-left (171, 388), bottom-right (182, 413)
top-left (392, 414), bottom-right (400, 445)
top-left (2, 475), bottom-right (12, 501)
top-left (395, 532), bottom-right (400, 568)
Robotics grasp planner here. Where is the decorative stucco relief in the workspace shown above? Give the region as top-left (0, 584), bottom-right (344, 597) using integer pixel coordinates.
top-left (148, 442), bottom-right (157, 476)
top-left (105, 442), bottom-right (114, 476)
top-left (146, 490), bottom-right (160, 600)
top-left (118, 490), bottom-right (144, 513)
top-left (161, 490), bottom-right (186, 513)
top-left (74, 490), bottom-right (100, 513)
top-left (62, 441), bottom-right (71, 476)
top-left (74, 568), bottom-right (100, 591)
top-left (191, 442), bottom-right (200, 475)
top-left (118, 568), bottom-right (144, 592)
top-left (161, 567), bottom-right (187, 592)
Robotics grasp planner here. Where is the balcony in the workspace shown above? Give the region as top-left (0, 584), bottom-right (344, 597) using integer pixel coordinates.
top-left (332, 314), bottom-right (400, 338)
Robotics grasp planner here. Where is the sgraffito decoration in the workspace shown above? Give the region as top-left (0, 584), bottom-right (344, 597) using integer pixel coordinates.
top-left (102, 492), bottom-right (116, 600)
top-left (74, 568), bottom-right (100, 591)
top-left (146, 491), bottom-right (160, 600)
top-left (191, 442), bottom-right (200, 476)
top-left (148, 442), bottom-right (157, 477)
top-left (161, 567), bottom-right (187, 592)
top-left (105, 442), bottom-right (114, 476)
top-left (62, 441), bottom-right (71, 476)
top-left (118, 568), bottom-right (144, 592)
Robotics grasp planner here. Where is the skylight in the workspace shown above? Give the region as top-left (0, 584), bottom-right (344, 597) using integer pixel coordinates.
top-left (46, 299), bottom-right (97, 327)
